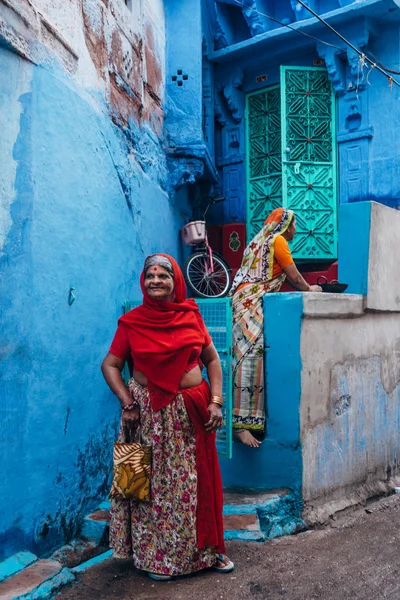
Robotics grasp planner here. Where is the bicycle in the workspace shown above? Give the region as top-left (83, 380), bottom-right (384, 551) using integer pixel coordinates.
top-left (181, 197), bottom-right (232, 298)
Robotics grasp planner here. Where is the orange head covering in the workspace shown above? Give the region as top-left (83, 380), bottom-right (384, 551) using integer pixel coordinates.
top-left (229, 208), bottom-right (294, 294)
top-left (263, 207), bottom-right (294, 228)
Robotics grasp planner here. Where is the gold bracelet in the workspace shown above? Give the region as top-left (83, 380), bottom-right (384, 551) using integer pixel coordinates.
top-left (211, 396), bottom-right (223, 406)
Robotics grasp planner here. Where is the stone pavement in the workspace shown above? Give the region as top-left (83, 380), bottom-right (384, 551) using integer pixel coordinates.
top-left (56, 494), bottom-right (400, 600)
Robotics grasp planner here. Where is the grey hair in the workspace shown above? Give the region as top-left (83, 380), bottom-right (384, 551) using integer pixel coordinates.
top-left (144, 254), bottom-right (174, 277)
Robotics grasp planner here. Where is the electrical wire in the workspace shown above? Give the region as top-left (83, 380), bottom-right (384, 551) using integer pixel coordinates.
top-left (229, 0), bottom-right (400, 88)
top-left (230, 0), bottom-right (343, 51)
top-left (368, 51), bottom-right (400, 75)
top-left (295, 0), bottom-right (400, 87)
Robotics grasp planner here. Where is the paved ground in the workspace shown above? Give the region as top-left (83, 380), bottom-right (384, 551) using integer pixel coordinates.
top-left (58, 495), bottom-right (400, 600)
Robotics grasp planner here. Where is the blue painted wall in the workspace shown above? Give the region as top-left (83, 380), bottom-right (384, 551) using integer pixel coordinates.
top-left (220, 292), bottom-right (303, 492)
top-left (338, 201), bottom-right (371, 295)
top-left (207, 1), bottom-right (400, 230)
top-left (0, 45), bottom-right (191, 560)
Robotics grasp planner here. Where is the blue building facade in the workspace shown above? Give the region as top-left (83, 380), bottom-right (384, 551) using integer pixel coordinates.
top-left (204, 0), bottom-right (400, 264)
top-left (1, 0), bottom-right (400, 564)
top-left (0, 0), bottom-right (214, 561)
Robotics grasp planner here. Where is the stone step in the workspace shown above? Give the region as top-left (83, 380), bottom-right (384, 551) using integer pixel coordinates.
top-left (222, 488), bottom-right (306, 541)
top-left (223, 512), bottom-right (265, 542)
top-left (81, 490), bottom-right (304, 545)
top-left (0, 551), bottom-right (38, 583)
top-left (80, 508), bottom-right (110, 545)
top-left (0, 559), bottom-right (74, 600)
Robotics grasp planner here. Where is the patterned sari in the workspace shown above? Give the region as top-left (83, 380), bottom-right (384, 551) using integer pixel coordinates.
top-left (109, 378), bottom-right (225, 577)
top-left (230, 208), bottom-right (294, 434)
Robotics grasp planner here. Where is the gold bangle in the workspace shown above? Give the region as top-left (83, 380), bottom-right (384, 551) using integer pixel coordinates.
top-left (211, 396), bottom-right (223, 406)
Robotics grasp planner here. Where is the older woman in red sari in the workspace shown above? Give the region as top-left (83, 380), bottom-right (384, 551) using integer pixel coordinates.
top-left (101, 254), bottom-right (234, 580)
top-left (230, 208), bottom-right (322, 448)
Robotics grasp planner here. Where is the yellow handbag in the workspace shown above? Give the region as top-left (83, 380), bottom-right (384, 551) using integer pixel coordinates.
top-left (109, 426), bottom-right (152, 502)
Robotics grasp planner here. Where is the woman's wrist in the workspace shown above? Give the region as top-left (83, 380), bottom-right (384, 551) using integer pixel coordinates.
top-left (121, 402), bottom-right (139, 412)
top-left (211, 395), bottom-right (223, 407)
top-left (120, 399), bottom-right (138, 411)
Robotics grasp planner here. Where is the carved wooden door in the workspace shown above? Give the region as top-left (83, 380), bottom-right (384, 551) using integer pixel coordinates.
top-left (281, 66), bottom-right (337, 260)
top-left (245, 68), bottom-right (338, 260)
top-left (245, 84), bottom-right (282, 242)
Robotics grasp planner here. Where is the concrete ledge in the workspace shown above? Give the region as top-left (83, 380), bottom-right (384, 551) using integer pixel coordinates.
top-left (71, 550), bottom-right (113, 574)
top-left (0, 559), bottom-right (73, 600)
top-left (17, 567), bottom-right (75, 600)
top-left (224, 530), bottom-right (265, 542)
top-left (303, 477), bottom-right (400, 526)
top-left (302, 293), bottom-right (364, 318)
top-left (0, 552), bottom-right (38, 583)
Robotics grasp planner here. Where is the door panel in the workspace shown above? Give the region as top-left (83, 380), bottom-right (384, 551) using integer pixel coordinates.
top-left (281, 67), bottom-right (338, 260)
top-left (246, 85), bottom-right (282, 242)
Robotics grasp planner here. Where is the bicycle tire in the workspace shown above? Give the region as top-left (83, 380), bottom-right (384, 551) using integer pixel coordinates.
top-left (183, 251), bottom-right (232, 298)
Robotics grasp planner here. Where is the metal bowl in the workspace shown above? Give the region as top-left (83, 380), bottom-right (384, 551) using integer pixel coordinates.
top-left (317, 277), bottom-right (348, 293)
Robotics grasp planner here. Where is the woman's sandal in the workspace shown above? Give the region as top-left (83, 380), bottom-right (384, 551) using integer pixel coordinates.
top-left (211, 554), bottom-right (235, 573)
top-left (148, 572), bottom-right (172, 581)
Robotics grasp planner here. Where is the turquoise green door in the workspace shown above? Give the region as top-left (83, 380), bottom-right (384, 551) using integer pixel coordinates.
top-left (281, 66), bottom-right (337, 260)
top-left (245, 68), bottom-right (337, 260)
top-left (245, 85), bottom-right (282, 243)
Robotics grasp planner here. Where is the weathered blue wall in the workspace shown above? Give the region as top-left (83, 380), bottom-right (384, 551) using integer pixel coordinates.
top-left (338, 201), bottom-right (371, 295)
top-left (0, 44), bottom-right (190, 560)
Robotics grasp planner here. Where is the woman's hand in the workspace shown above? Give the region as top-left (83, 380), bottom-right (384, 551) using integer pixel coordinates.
top-left (121, 406), bottom-right (140, 426)
top-left (201, 342), bottom-right (223, 433)
top-left (309, 284), bottom-right (322, 292)
top-left (205, 402), bottom-right (223, 433)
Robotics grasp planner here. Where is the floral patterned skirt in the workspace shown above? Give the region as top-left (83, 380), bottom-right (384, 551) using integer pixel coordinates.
top-left (109, 379), bottom-right (217, 576)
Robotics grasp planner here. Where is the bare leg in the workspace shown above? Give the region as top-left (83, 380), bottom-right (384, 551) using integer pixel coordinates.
top-left (234, 429), bottom-right (262, 448)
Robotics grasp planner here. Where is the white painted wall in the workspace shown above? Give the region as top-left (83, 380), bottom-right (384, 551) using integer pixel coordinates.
top-left (0, 0), bottom-right (166, 113)
top-left (367, 202), bottom-right (400, 312)
top-left (300, 306), bottom-right (400, 524)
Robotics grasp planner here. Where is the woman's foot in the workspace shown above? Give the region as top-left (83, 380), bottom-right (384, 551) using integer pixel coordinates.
top-left (234, 430), bottom-right (262, 448)
top-left (212, 554), bottom-right (235, 573)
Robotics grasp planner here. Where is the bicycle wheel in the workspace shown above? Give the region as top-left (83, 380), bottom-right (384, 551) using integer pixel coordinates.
top-left (184, 251), bottom-right (232, 298)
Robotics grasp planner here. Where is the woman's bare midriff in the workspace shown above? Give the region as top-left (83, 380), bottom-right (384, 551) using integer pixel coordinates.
top-left (133, 366), bottom-right (203, 390)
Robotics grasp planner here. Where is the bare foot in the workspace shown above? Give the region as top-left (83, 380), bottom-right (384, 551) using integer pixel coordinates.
top-left (234, 430), bottom-right (262, 448)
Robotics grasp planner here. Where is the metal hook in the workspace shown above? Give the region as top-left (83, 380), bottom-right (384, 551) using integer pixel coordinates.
top-left (68, 287), bottom-right (76, 306)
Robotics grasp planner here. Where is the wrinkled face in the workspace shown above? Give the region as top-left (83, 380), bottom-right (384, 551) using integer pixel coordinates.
top-left (144, 265), bottom-right (175, 301)
top-left (286, 216), bottom-right (297, 241)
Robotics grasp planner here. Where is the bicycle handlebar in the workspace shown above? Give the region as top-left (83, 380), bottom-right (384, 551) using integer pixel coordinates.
top-left (190, 197), bottom-right (226, 221)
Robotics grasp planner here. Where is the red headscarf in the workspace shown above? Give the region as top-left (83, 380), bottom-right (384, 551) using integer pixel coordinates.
top-left (117, 254), bottom-right (207, 411)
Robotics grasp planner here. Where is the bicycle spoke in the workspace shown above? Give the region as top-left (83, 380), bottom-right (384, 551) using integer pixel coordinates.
top-left (190, 262), bottom-right (207, 275)
top-left (184, 252), bottom-right (231, 297)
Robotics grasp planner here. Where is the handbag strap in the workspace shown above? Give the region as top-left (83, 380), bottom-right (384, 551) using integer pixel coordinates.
top-left (124, 421), bottom-right (142, 444)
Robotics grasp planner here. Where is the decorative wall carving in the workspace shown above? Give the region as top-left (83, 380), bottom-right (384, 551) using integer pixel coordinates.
top-left (316, 44), bottom-right (346, 96)
top-left (218, 67), bottom-right (244, 123)
top-left (215, 91), bottom-right (228, 128)
top-left (214, 16), bottom-right (228, 50)
top-left (240, 0), bottom-right (265, 37)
